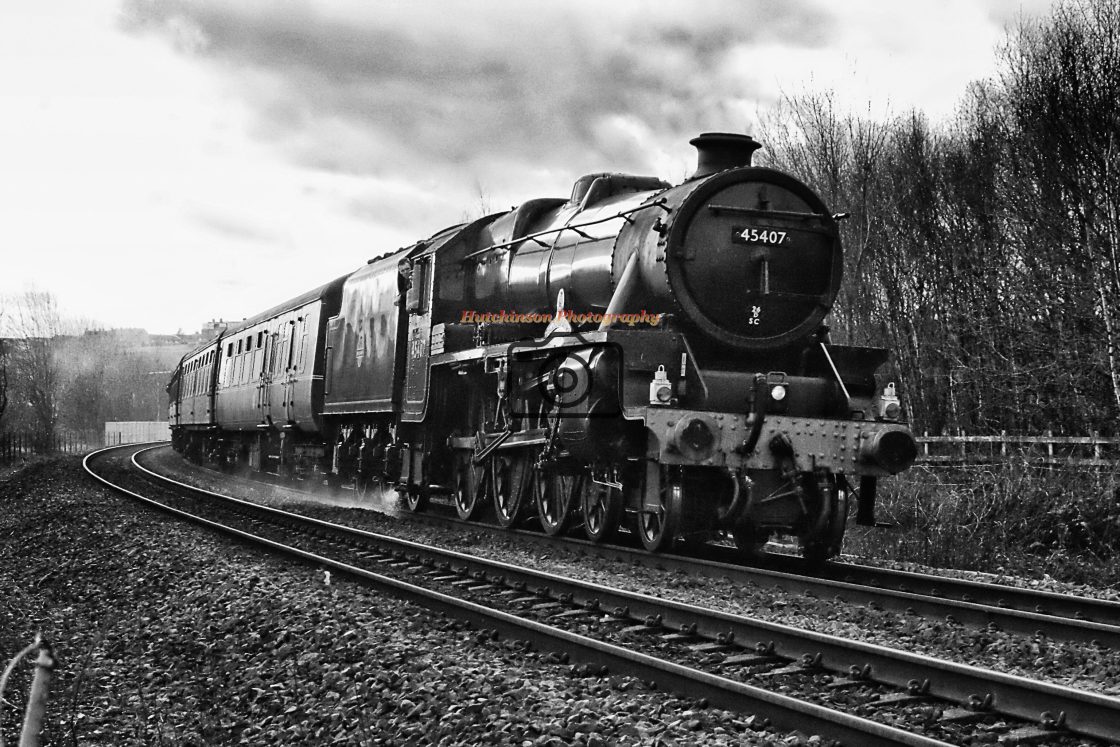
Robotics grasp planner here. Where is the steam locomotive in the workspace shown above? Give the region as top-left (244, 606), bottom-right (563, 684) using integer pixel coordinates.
top-left (168, 133), bottom-right (917, 560)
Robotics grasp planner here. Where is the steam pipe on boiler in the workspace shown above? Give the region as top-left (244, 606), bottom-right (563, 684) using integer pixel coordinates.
top-left (598, 251), bottom-right (640, 331)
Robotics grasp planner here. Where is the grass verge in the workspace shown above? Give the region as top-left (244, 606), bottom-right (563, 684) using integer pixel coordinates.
top-left (844, 461), bottom-right (1120, 588)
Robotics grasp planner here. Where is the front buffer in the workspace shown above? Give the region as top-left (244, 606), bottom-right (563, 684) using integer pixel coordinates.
top-left (634, 407), bottom-right (917, 559)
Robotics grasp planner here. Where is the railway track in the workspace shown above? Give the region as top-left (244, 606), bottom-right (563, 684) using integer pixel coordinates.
top-left (176, 447), bottom-right (1120, 650)
top-left (89, 444), bottom-right (1120, 745)
top-left (406, 505), bottom-right (1120, 651)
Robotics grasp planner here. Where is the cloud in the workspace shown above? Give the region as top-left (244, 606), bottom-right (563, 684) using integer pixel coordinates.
top-left (119, 0), bottom-right (834, 193)
top-left (190, 206), bottom-right (279, 243)
top-left (983, 0), bottom-right (1061, 29)
top-left (2, 0), bottom-right (1057, 336)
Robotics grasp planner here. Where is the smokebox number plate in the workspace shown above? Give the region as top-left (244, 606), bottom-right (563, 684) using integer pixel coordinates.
top-left (732, 226), bottom-right (789, 247)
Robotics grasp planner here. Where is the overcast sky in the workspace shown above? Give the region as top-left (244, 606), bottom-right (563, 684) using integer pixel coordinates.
top-left (1, 0), bottom-right (1055, 335)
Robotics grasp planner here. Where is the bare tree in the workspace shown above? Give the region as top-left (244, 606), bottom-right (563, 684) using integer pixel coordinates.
top-left (760, 90), bottom-right (892, 346)
top-left (757, 0), bottom-right (1120, 440)
top-left (0, 310), bottom-right (8, 430)
top-left (7, 290), bottom-right (67, 450)
top-left (458, 180), bottom-right (495, 223)
top-left (1001, 0), bottom-right (1120, 421)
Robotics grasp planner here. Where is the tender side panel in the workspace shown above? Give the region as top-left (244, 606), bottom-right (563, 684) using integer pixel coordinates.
top-left (323, 250), bottom-right (408, 415)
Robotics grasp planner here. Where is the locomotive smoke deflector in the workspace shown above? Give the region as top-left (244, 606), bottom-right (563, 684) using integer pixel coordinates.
top-left (690, 132), bottom-right (762, 178)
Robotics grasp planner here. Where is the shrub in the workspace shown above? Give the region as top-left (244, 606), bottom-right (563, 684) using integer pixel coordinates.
top-left (844, 462), bottom-right (1120, 587)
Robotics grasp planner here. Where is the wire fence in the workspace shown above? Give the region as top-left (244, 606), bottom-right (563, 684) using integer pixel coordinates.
top-left (0, 422), bottom-right (171, 463)
top-left (0, 430), bottom-right (100, 462)
top-left (916, 431), bottom-right (1120, 467)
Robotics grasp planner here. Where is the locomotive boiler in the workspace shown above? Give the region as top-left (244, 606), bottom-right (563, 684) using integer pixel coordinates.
top-left (169, 132), bottom-right (917, 561)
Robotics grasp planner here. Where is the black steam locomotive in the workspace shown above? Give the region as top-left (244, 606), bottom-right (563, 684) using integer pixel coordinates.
top-left (168, 133), bottom-right (917, 560)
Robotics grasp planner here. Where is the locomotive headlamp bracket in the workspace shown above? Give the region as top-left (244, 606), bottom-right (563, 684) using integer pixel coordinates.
top-left (878, 382), bottom-right (901, 421)
top-left (766, 371), bottom-right (789, 412)
top-left (649, 365), bottom-right (673, 406)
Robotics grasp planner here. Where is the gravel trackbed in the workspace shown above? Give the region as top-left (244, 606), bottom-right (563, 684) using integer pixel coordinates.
top-left (1, 457), bottom-right (791, 746)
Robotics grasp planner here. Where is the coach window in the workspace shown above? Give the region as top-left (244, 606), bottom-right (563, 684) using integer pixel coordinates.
top-left (296, 317), bottom-right (307, 371)
top-left (270, 332), bottom-right (280, 375)
top-left (227, 342), bottom-right (233, 357)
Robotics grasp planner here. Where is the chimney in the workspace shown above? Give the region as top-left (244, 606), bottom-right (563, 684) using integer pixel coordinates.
top-left (689, 132), bottom-right (761, 179)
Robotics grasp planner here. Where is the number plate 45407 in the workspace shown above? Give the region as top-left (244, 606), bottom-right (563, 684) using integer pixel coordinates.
top-left (732, 226), bottom-right (789, 246)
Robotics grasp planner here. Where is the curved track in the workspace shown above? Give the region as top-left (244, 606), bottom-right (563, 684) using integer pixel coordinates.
top-left (417, 506), bottom-right (1120, 649)
top-left (89, 445), bottom-right (1120, 745)
top-left (192, 448), bottom-right (1120, 650)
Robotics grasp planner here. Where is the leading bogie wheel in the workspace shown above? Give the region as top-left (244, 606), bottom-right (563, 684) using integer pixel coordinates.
top-left (639, 466), bottom-right (683, 552)
top-left (454, 455), bottom-right (487, 521)
top-left (581, 470), bottom-right (623, 544)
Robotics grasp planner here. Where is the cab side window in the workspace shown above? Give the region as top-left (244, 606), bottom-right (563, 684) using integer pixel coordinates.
top-left (406, 258), bottom-right (428, 313)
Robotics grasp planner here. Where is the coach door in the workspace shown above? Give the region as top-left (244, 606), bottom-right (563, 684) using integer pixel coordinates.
top-left (264, 330), bottom-right (280, 423)
top-left (256, 330), bottom-right (273, 424)
top-left (281, 318), bottom-right (297, 424)
top-left (401, 254), bottom-right (433, 423)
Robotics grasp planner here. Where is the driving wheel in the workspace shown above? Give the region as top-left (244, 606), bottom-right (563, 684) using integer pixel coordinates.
top-left (493, 454), bottom-right (529, 528)
top-left (639, 466), bottom-right (683, 552)
top-left (536, 469), bottom-right (580, 536)
top-left (454, 454), bottom-right (487, 521)
top-left (581, 469), bottom-right (623, 544)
